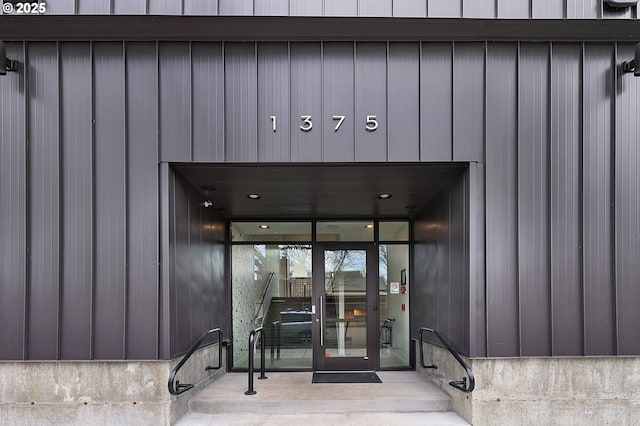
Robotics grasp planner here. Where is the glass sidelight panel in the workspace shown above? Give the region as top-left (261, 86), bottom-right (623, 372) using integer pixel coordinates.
top-left (323, 249), bottom-right (368, 358)
top-left (379, 244), bottom-right (410, 368)
top-left (231, 244), bottom-right (312, 369)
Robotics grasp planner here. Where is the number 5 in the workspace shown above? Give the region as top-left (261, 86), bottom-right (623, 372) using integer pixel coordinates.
top-left (365, 115), bottom-right (378, 132)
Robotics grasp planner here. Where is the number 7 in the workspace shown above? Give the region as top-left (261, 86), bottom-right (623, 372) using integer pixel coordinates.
top-left (332, 115), bottom-right (345, 131)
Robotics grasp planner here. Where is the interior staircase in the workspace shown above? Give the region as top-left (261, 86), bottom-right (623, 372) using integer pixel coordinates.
top-left (175, 370), bottom-right (470, 425)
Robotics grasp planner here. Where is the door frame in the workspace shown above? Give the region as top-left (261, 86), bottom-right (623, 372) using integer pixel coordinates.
top-left (312, 242), bottom-right (379, 371)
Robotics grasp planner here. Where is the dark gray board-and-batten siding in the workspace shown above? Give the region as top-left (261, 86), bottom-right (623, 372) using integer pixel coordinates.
top-left (0, 40), bottom-right (638, 360)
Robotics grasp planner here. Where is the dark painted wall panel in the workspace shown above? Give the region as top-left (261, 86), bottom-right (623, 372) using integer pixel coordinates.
top-left (359, 0), bottom-right (392, 17)
top-left (393, 0), bottom-right (427, 17)
top-left (429, 0), bottom-right (462, 17)
top-left (449, 172), bottom-right (468, 354)
top-left (582, 44), bottom-right (615, 356)
top-left (170, 171), bottom-right (227, 357)
top-left (453, 43), bottom-right (485, 162)
top-left (533, 0), bottom-right (564, 19)
top-left (550, 44), bottom-right (583, 356)
top-left (289, 0), bottom-right (323, 16)
top-left (27, 43), bottom-right (60, 360)
top-left (0, 42), bottom-right (26, 360)
top-left (257, 43), bottom-right (290, 162)
top-left (225, 43), bottom-right (258, 162)
top-left (149, 0), bottom-right (182, 15)
top-left (113, 0), bottom-right (147, 14)
top-left (355, 42), bottom-right (387, 161)
top-left (192, 42), bottom-right (225, 162)
top-left (518, 43), bottom-right (551, 356)
top-left (498, 0), bottom-right (529, 18)
top-left (421, 43), bottom-right (452, 161)
top-left (322, 42), bottom-right (355, 162)
top-left (45, 0), bottom-right (75, 14)
top-left (126, 43), bottom-right (160, 360)
top-left (159, 42), bottom-right (192, 162)
top-left (464, 0), bottom-right (494, 18)
top-left (60, 42), bottom-right (93, 360)
top-left (93, 42), bottom-right (127, 359)
top-left (567, 0), bottom-right (601, 18)
top-left (290, 43), bottom-right (323, 161)
top-left (468, 163), bottom-right (486, 357)
top-left (413, 172), bottom-right (469, 355)
top-left (615, 44), bottom-right (640, 355)
top-left (219, 0), bottom-right (254, 15)
top-left (78, 0), bottom-right (110, 14)
top-left (485, 43), bottom-right (519, 357)
top-left (171, 168), bottom-right (190, 355)
top-left (184, 0), bottom-right (218, 15)
top-left (388, 42), bottom-right (419, 161)
top-left (325, 0), bottom-right (358, 16)
top-left (254, 0), bottom-right (288, 16)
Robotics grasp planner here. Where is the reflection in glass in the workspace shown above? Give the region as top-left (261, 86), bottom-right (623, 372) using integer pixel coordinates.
top-left (232, 244), bottom-right (312, 369)
top-left (379, 244), bottom-right (410, 368)
top-left (323, 249), bottom-right (367, 358)
top-left (317, 221), bottom-right (374, 242)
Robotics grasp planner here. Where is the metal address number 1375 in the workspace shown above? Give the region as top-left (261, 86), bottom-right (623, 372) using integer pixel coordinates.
top-left (268, 115), bottom-right (379, 132)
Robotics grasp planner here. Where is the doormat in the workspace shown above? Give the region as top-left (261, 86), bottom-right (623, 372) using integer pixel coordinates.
top-left (312, 372), bottom-right (382, 384)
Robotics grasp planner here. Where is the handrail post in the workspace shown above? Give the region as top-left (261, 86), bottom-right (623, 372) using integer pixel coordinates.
top-left (245, 326), bottom-right (267, 396)
top-left (259, 328), bottom-right (267, 380)
top-left (245, 329), bottom-right (257, 395)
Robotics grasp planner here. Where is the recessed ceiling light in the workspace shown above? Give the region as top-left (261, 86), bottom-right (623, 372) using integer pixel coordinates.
top-left (364, 224), bottom-right (374, 229)
top-left (202, 200), bottom-right (213, 208)
top-left (378, 193), bottom-right (392, 199)
top-left (248, 194), bottom-right (260, 200)
top-left (259, 225), bottom-right (270, 229)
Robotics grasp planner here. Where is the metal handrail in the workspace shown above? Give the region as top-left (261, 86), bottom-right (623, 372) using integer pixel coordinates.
top-left (417, 327), bottom-right (475, 393)
top-left (168, 328), bottom-right (226, 396)
top-left (245, 326), bottom-right (267, 395)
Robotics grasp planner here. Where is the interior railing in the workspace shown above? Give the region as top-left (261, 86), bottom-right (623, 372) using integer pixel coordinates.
top-left (245, 326), bottom-right (267, 395)
top-left (253, 272), bottom-right (275, 327)
top-left (416, 327), bottom-right (475, 393)
top-left (168, 328), bottom-right (228, 396)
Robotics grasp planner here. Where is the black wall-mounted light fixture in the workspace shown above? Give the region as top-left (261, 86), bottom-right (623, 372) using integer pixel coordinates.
top-left (604, 0), bottom-right (638, 8)
top-left (0, 41), bottom-right (20, 75)
top-left (623, 43), bottom-right (640, 77)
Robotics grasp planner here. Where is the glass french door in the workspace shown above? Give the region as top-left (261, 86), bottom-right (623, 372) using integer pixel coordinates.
top-left (313, 244), bottom-right (378, 371)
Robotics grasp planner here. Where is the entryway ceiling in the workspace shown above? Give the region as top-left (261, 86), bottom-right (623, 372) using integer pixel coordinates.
top-left (174, 163), bottom-right (466, 219)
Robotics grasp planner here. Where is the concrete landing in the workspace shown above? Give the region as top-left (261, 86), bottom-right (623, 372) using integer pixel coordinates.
top-left (177, 371), bottom-right (470, 425)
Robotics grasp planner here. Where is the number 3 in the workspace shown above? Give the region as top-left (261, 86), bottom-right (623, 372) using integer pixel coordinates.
top-left (300, 115), bottom-right (313, 132)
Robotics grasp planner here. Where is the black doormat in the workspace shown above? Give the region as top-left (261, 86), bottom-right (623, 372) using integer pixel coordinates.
top-left (312, 372), bottom-right (382, 384)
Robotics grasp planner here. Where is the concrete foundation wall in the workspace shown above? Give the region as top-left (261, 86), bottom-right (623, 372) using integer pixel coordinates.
top-left (419, 343), bottom-right (640, 425)
top-left (0, 344), bottom-right (225, 426)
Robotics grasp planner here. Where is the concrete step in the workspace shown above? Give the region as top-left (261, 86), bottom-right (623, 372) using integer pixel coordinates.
top-left (176, 411), bottom-right (471, 426)
top-left (186, 371), bottom-right (455, 415)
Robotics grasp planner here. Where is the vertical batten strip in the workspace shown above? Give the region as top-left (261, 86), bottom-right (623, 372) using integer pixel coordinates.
top-left (56, 41), bottom-right (63, 360)
top-left (23, 41), bottom-right (31, 360)
top-left (547, 42), bottom-right (553, 356)
top-left (516, 41), bottom-right (522, 357)
top-left (89, 41), bottom-right (95, 359)
top-left (122, 41), bottom-right (129, 359)
top-left (611, 43), bottom-right (618, 355)
top-left (579, 42), bottom-right (586, 356)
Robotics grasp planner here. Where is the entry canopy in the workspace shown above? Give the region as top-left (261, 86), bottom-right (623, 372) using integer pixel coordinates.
top-left (175, 163), bottom-right (466, 219)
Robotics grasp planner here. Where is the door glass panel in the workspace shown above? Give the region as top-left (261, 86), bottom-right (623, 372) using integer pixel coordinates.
top-left (379, 221), bottom-right (409, 241)
top-left (231, 222), bottom-right (312, 242)
top-left (323, 249), bottom-right (367, 358)
top-left (317, 221), bottom-right (374, 242)
top-left (231, 244), bottom-right (312, 369)
top-left (379, 244), bottom-right (410, 368)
